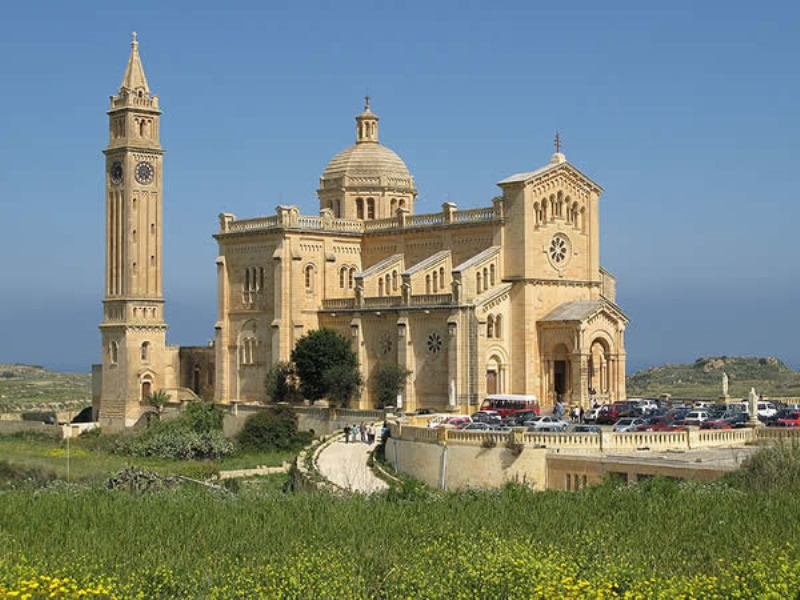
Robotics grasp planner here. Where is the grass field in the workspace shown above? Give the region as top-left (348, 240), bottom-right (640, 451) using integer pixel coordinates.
top-left (1, 442), bottom-right (800, 597)
top-left (0, 364), bottom-right (90, 409)
top-left (0, 433), bottom-right (294, 483)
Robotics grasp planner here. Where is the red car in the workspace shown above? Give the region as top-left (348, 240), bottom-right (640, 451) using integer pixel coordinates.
top-left (700, 419), bottom-right (733, 430)
top-left (636, 418), bottom-right (687, 432)
top-left (773, 411), bottom-right (800, 428)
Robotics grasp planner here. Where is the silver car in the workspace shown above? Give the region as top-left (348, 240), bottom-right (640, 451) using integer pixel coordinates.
top-left (612, 417), bottom-right (646, 432)
top-left (524, 416), bottom-right (569, 432)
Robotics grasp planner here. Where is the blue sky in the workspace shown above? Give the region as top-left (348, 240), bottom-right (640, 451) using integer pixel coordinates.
top-left (0, 1), bottom-right (798, 373)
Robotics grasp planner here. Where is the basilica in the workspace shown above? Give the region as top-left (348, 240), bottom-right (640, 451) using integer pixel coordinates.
top-left (95, 35), bottom-right (628, 429)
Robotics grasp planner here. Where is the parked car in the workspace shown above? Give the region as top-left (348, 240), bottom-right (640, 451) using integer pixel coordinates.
top-left (768, 410), bottom-right (800, 428)
top-left (503, 410), bottom-right (540, 427)
top-left (635, 417), bottom-right (686, 432)
top-left (612, 417), bottom-right (646, 432)
top-left (757, 401), bottom-right (777, 420)
top-left (596, 402), bottom-right (634, 425)
top-left (463, 422), bottom-right (493, 431)
top-left (438, 416), bottom-right (472, 429)
top-left (700, 418), bottom-right (733, 430)
top-left (682, 411), bottom-right (710, 426)
top-left (471, 410), bottom-right (502, 425)
top-left (630, 398), bottom-right (658, 415)
top-left (524, 416), bottom-right (569, 432)
top-left (571, 424), bottom-right (601, 433)
top-left (583, 406), bottom-right (604, 424)
top-left (693, 401), bottom-right (715, 410)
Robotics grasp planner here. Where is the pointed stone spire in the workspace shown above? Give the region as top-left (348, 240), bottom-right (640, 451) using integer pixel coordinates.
top-left (120, 32), bottom-right (150, 94)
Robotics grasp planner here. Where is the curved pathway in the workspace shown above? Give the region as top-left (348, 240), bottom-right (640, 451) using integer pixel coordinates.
top-left (316, 432), bottom-right (389, 494)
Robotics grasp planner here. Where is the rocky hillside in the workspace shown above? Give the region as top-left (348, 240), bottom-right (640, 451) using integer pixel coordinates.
top-left (0, 364), bottom-right (91, 412)
top-left (627, 356), bottom-right (800, 399)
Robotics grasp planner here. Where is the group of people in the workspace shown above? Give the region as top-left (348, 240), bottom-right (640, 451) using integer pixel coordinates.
top-left (343, 423), bottom-right (377, 444)
top-left (552, 400), bottom-right (586, 423)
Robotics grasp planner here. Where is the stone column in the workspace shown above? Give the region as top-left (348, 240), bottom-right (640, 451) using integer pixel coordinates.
top-left (397, 315), bottom-right (414, 412)
top-left (447, 321), bottom-right (459, 411)
top-left (350, 316), bottom-right (367, 409)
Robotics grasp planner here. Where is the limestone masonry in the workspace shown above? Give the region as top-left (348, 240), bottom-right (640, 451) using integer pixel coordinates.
top-left (96, 35), bottom-right (628, 430)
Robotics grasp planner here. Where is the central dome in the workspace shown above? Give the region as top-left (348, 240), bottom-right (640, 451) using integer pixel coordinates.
top-left (321, 142), bottom-right (412, 182)
top-left (317, 99), bottom-right (417, 220)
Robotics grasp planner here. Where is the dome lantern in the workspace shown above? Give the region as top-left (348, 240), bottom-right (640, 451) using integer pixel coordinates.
top-left (355, 96), bottom-right (379, 143)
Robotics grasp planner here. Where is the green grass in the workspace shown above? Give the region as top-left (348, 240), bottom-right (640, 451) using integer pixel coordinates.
top-left (0, 477), bottom-right (799, 596)
top-left (0, 433), bottom-right (294, 483)
top-left (0, 364), bottom-right (90, 409)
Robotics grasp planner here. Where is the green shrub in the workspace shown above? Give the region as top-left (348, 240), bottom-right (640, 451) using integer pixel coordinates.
top-left (182, 401), bottom-right (224, 433)
top-left (373, 363), bottom-right (411, 408)
top-left (236, 407), bottom-right (310, 451)
top-left (322, 364), bottom-right (362, 406)
top-left (264, 361), bottom-right (297, 403)
top-left (113, 418), bottom-right (233, 460)
top-left (725, 442), bottom-right (800, 492)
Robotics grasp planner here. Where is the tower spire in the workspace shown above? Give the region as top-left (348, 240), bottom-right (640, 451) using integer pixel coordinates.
top-left (120, 31), bottom-right (150, 94)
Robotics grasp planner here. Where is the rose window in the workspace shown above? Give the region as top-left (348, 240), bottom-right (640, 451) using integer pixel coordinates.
top-left (426, 332), bottom-right (443, 354)
top-left (548, 235), bottom-right (570, 266)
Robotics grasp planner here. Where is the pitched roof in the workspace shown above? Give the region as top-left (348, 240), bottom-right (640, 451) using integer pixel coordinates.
top-left (453, 246), bottom-right (500, 272)
top-left (357, 254), bottom-right (404, 278)
top-left (541, 300), bottom-right (605, 322)
top-left (497, 153), bottom-right (602, 192)
top-left (404, 250), bottom-right (450, 275)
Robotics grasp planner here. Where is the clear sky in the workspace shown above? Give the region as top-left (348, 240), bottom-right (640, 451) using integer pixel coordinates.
top-left (0, 1), bottom-right (798, 373)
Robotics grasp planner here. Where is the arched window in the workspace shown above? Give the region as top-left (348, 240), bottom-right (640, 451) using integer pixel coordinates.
top-left (489, 264), bottom-right (496, 286)
top-left (399, 199), bottom-right (406, 209)
top-left (304, 264), bottom-right (315, 291)
top-left (487, 315), bottom-right (494, 338)
top-left (245, 269), bottom-right (250, 291)
top-left (476, 271), bottom-right (482, 293)
top-left (432, 271), bottom-right (438, 293)
top-left (356, 198), bottom-right (364, 219)
top-left (426, 274), bottom-right (431, 294)
top-left (390, 198), bottom-right (397, 214)
top-left (140, 341), bottom-right (150, 362)
top-left (109, 341), bottom-right (118, 365)
top-left (495, 315), bottom-right (502, 338)
top-left (348, 267), bottom-right (356, 289)
top-left (339, 267), bottom-right (346, 289)
top-left (439, 267), bottom-right (445, 288)
top-left (483, 267), bottom-right (489, 290)
top-left (367, 198), bottom-right (375, 220)
top-left (392, 270), bottom-right (398, 291)
top-left (385, 274), bottom-right (391, 294)
top-left (541, 198), bottom-right (547, 221)
top-left (378, 278), bottom-right (384, 296)
top-left (533, 202), bottom-right (540, 226)
top-left (259, 267), bottom-right (264, 290)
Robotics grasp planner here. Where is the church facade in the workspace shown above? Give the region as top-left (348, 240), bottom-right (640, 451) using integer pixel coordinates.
top-left (96, 36), bottom-right (628, 429)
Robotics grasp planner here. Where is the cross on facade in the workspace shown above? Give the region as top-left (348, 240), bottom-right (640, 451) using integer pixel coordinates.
top-left (554, 131), bottom-right (561, 153)
top-left (365, 95), bottom-right (371, 110)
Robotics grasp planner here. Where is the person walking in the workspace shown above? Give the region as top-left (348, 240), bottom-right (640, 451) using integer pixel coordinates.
top-left (351, 423), bottom-right (359, 444)
top-left (343, 424), bottom-right (351, 444)
top-left (579, 406), bottom-right (585, 423)
top-left (361, 423), bottom-right (368, 443)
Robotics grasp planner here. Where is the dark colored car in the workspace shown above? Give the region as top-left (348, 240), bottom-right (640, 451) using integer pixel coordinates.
top-left (700, 419), bottom-right (733, 430)
top-left (571, 424), bottom-right (601, 433)
top-left (635, 417), bottom-right (686, 432)
top-left (768, 410), bottom-right (800, 428)
top-left (503, 410), bottom-right (540, 426)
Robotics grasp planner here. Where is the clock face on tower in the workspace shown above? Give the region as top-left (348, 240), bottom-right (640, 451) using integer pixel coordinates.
top-left (135, 161), bottom-right (155, 185)
top-left (110, 161), bottom-right (123, 185)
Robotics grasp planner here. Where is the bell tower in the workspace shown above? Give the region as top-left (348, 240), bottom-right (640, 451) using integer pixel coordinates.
top-left (99, 33), bottom-right (172, 429)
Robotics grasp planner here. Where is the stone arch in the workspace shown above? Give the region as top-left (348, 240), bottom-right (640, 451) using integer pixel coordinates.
top-left (588, 335), bottom-right (613, 396)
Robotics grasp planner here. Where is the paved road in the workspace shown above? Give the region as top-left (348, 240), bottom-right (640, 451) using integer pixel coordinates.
top-left (316, 434), bottom-right (389, 494)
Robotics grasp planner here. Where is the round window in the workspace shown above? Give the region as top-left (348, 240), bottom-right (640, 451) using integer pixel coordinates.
top-left (548, 234), bottom-right (571, 267)
top-left (426, 332), bottom-right (443, 354)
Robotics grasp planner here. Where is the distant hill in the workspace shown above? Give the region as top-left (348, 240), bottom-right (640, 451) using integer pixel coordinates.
top-left (0, 364), bottom-right (91, 411)
top-left (627, 356), bottom-right (800, 399)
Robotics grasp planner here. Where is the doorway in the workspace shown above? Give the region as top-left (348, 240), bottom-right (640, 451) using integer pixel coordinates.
top-left (554, 360), bottom-right (567, 402)
top-left (486, 370), bottom-right (498, 395)
top-left (141, 380), bottom-right (152, 401)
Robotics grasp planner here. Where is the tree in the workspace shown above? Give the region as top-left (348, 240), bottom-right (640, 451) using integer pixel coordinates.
top-left (323, 364), bottom-right (363, 406)
top-left (373, 363), bottom-right (411, 408)
top-left (145, 389), bottom-right (169, 414)
top-left (291, 328), bottom-right (359, 402)
top-left (264, 361), bottom-right (297, 403)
